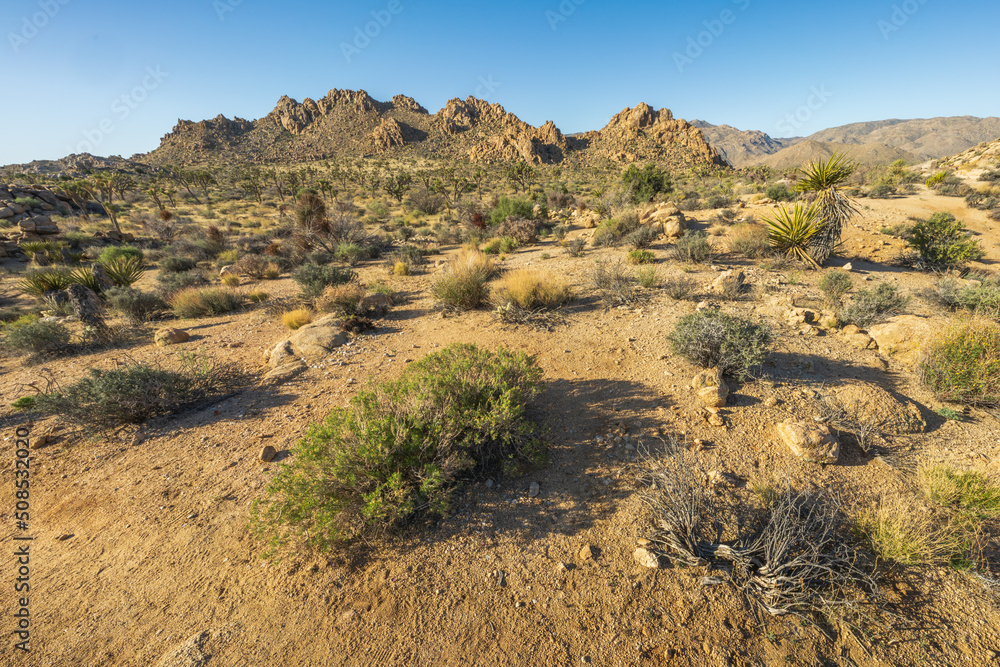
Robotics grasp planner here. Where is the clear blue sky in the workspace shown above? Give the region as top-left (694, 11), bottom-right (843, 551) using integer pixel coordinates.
top-left (1, 0), bottom-right (997, 165)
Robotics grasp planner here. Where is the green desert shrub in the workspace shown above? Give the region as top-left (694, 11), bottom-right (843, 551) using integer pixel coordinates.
top-left (907, 213), bottom-right (985, 269)
top-left (100, 255), bottom-right (145, 287)
top-left (625, 225), bottom-right (658, 250)
top-left (622, 164), bottom-right (672, 203)
top-left (592, 212), bottom-right (641, 247)
top-left (766, 183), bottom-right (796, 202)
top-left (232, 254), bottom-right (269, 279)
top-left (293, 263), bottom-right (357, 302)
top-left (432, 249), bottom-right (496, 310)
top-left (819, 269), bottom-right (854, 308)
top-left (839, 282), bottom-right (908, 328)
top-left (920, 318), bottom-right (1000, 407)
top-left (669, 311), bottom-right (772, 380)
top-left (169, 287), bottom-right (245, 318)
top-left (156, 269), bottom-right (208, 296)
top-left (159, 256), bottom-right (199, 274)
top-left (98, 245), bottom-right (144, 265)
top-left (627, 249), bottom-right (655, 264)
top-left (932, 275), bottom-right (1000, 316)
top-left (250, 344), bottom-right (544, 552)
top-left (672, 230), bottom-right (711, 263)
top-left (105, 287), bottom-right (165, 324)
top-left (3, 319), bottom-right (71, 357)
top-left (34, 360), bottom-right (240, 435)
top-left (489, 197), bottom-right (536, 226)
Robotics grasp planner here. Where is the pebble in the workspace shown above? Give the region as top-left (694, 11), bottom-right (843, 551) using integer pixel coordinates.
top-left (579, 544), bottom-right (596, 560)
top-left (260, 445), bottom-right (277, 462)
top-left (528, 482), bottom-right (540, 498)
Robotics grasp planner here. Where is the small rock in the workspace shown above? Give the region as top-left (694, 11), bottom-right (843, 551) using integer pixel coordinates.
top-left (843, 262), bottom-right (853, 271)
top-left (528, 481), bottom-right (540, 498)
top-left (260, 445), bottom-right (277, 462)
top-left (154, 328), bottom-right (190, 347)
top-left (633, 547), bottom-right (661, 569)
top-left (485, 479), bottom-right (494, 488)
top-left (763, 396), bottom-right (779, 408)
top-left (776, 419), bottom-right (839, 463)
top-left (579, 544), bottom-right (596, 560)
top-left (692, 368), bottom-right (728, 408)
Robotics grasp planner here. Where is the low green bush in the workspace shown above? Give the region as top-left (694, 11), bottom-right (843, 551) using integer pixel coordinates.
top-left (3, 319), bottom-right (71, 357)
top-left (489, 197), bottom-right (537, 227)
top-left (672, 230), bottom-right (711, 263)
top-left (766, 183), bottom-right (796, 202)
top-left (169, 287), bottom-right (244, 318)
top-left (592, 212), bottom-right (641, 247)
top-left (920, 318), bottom-right (1000, 407)
top-left (250, 344), bottom-right (544, 552)
top-left (105, 287), bottom-right (165, 324)
top-left (839, 282), bottom-right (908, 328)
top-left (669, 311), bottom-right (772, 380)
top-left (819, 269), bottom-right (853, 308)
top-left (907, 213), bottom-right (984, 269)
top-left (293, 263), bottom-right (357, 302)
top-left (160, 256), bottom-right (198, 274)
top-left (98, 245), bottom-right (144, 265)
top-left (622, 164), bottom-right (672, 203)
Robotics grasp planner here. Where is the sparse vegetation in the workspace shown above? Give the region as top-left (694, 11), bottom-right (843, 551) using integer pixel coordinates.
top-left (293, 263), bottom-right (357, 303)
top-left (839, 282), bottom-right (908, 328)
top-left (282, 309), bottom-right (313, 330)
top-left (2, 319), bottom-right (71, 358)
top-left (669, 311), bottom-right (772, 380)
top-left (169, 287), bottom-right (245, 318)
top-left (432, 249), bottom-right (496, 310)
top-left (819, 269), bottom-right (853, 308)
top-left (920, 318), bottom-right (1000, 407)
top-left (496, 268), bottom-right (572, 311)
top-left (251, 344), bottom-right (544, 551)
top-left (672, 230), bottom-right (711, 263)
top-left (907, 212), bottom-right (984, 270)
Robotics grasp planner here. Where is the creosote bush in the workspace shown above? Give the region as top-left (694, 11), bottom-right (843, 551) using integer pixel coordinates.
top-left (672, 230), bottom-right (711, 263)
top-left (2, 319), bottom-right (71, 358)
top-left (669, 311), bottom-right (772, 380)
top-left (819, 269), bottom-right (853, 308)
top-left (920, 318), bottom-right (1000, 407)
top-left (432, 249), bottom-right (496, 310)
top-left (169, 287), bottom-right (244, 319)
top-left (907, 213), bottom-right (985, 269)
top-left (251, 344), bottom-right (544, 552)
top-left (105, 287), bottom-right (165, 324)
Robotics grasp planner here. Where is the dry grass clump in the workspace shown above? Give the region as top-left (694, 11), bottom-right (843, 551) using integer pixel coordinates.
top-left (497, 268), bottom-right (572, 311)
top-left (920, 318), bottom-right (1000, 407)
top-left (282, 309), bottom-right (313, 330)
top-left (221, 273), bottom-right (241, 287)
top-left (432, 249), bottom-right (496, 310)
top-left (919, 464), bottom-right (1000, 525)
top-left (852, 497), bottom-right (956, 566)
top-left (316, 284), bottom-right (366, 315)
top-left (169, 287), bottom-right (244, 319)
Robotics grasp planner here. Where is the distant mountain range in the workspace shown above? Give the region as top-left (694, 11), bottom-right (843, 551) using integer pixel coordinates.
top-left (695, 116), bottom-right (1000, 168)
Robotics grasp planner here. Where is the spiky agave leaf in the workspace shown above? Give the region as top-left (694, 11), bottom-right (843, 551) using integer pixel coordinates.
top-left (68, 267), bottom-right (102, 293)
top-left (100, 255), bottom-right (146, 287)
top-left (794, 154), bottom-right (860, 265)
top-left (762, 202), bottom-right (822, 268)
top-left (16, 269), bottom-right (72, 297)
top-left (795, 153), bottom-right (856, 193)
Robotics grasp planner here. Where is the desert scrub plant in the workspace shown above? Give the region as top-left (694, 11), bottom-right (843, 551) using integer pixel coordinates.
top-left (335, 242), bottom-right (368, 266)
top-left (2, 319), bottom-right (71, 358)
top-left (156, 269), bottom-right (208, 296)
top-left (625, 225), bottom-right (658, 250)
top-left (495, 268), bottom-right (572, 311)
top-left (293, 263), bottom-right (357, 303)
top-left (669, 311), bottom-right (772, 380)
top-left (919, 318), bottom-right (1000, 407)
top-left (853, 499), bottom-right (955, 566)
top-left (432, 249), bottom-right (496, 310)
top-left (250, 344), bottom-right (544, 552)
top-left (761, 202), bottom-right (822, 267)
top-left (282, 309), bottom-right (313, 330)
top-left (636, 266), bottom-right (660, 289)
top-left (34, 358), bottom-right (243, 436)
top-left (662, 275), bottom-right (697, 300)
top-left (819, 269), bottom-right (853, 308)
top-left (591, 259), bottom-right (642, 306)
top-left (98, 245), bottom-right (144, 265)
top-left (232, 254), bottom-right (269, 279)
top-left (627, 249), bottom-right (655, 265)
top-left (621, 163), bottom-right (672, 203)
top-left (672, 230), bottom-right (711, 263)
top-left (169, 287), bottom-right (245, 319)
top-left (489, 196), bottom-right (537, 227)
top-left (496, 217), bottom-right (541, 245)
top-left (247, 290), bottom-right (270, 304)
top-left (727, 223), bottom-right (771, 259)
top-left (316, 283), bottom-right (366, 316)
top-left (838, 282), bottom-right (908, 328)
top-left (592, 212), bottom-right (641, 247)
top-left (565, 237), bottom-right (587, 257)
top-left (159, 256), bottom-right (198, 274)
top-left (932, 275), bottom-right (1000, 317)
top-left (104, 287), bottom-right (165, 324)
top-left (906, 213), bottom-right (984, 270)
top-left (221, 273), bottom-right (241, 287)
top-left (765, 183), bottom-right (797, 202)
top-left (919, 465), bottom-right (1000, 526)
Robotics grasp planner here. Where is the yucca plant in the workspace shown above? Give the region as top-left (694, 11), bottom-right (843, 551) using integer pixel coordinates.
top-left (761, 202), bottom-right (822, 268)
top-left (68, 267), bottom-right (103, 293)
top-left (16, 269), bottom-right (72, 297)
top-left (100, 255), bottom-right (146, 287)
top-left (19, 241), bottom-right (59, 260)
top-left (794, 153), bottom-right (859, 266)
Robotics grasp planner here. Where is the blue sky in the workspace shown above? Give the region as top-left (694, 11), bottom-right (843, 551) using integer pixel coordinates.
top-left (1, 0), bottom-right (997, 164)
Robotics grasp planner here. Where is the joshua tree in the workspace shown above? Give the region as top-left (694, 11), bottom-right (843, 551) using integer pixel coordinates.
top-left (382, 172), bottom-right (412, 202)
top-left (794, 154), bottom-right (859, 266)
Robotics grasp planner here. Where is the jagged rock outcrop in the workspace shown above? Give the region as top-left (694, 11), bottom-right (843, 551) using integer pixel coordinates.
top-left (140, 89), bottom-right (727, 170)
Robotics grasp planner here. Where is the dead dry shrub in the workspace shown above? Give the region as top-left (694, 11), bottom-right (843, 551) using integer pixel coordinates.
top-left (316, 283), bottom-right (367, 316)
